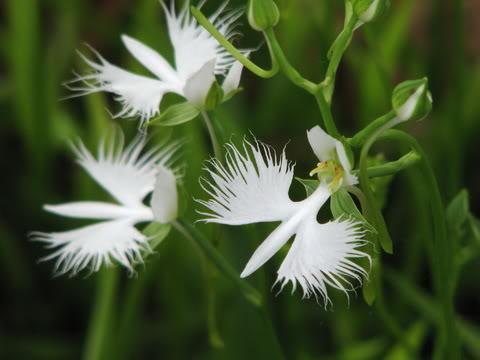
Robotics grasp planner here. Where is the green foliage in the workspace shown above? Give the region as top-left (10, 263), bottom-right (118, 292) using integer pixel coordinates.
top-left (149, 102), bottom-right (200, 127)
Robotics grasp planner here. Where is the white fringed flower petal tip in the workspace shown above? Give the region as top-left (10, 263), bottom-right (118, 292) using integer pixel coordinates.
top-left (197, 129), bottom-right (370, 304)
top-left (31, 134), bottom-right (181, 276)
top-left (65, 0), bottom-right (249, 123)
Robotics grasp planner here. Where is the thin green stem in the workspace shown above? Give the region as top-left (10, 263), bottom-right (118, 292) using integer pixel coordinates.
top-left (201, 111), bottom-right (222, 160)
top-left (358, 124), bottom-right (393, 254)
top-left (82, 268), bottom-right (119, 360)
top-left (191, 6), bottom-right (279, 78)
top-left (263, 28), bottom-right (317, 94)
top-left (314, 90), bottom-right (340, 138)
top-left (172, 219), bottom-right (262, 307)
top-left (361, 150), bottom-right (421, 178)
top-left (349, 110), bottom-right (397, 148)
top-left (378, 129), bottom-right (460, 359)
top-left (321, 14), bottom-right (357, 103)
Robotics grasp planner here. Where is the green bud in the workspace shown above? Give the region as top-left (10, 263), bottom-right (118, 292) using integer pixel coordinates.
top-left (392, 78), bottom-right (433, 122)
top-left (247, 0), bottom-right (280, 32)
top-left (353, 0), bottom-right (387, 24)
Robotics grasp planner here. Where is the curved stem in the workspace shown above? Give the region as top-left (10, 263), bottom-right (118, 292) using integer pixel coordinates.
top-left (83, 268), bottom-right (119, 360)
top-left (191, 6), bottom-right (279, 78)
top-left (358, 124), bottom-right (393, 254)
top-left (349, 110), bottom-right (397, 148)
top-left (360, 150), bottom-right (421, 178)
top-left (263, 28), bottom-right (317, 94)
top-left (378, 130), bottom-right (459, 359)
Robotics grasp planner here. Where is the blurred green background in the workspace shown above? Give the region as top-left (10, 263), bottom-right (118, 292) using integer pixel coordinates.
top-left (1, 0), bottom-right (479, 359)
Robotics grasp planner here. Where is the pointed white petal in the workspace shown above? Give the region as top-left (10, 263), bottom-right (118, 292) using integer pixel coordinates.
top-left (222, 57), bottom-right (246, 94)
top-left (306, 125), bottom-right (337, 162)
top-left (121, 34), bottom-right (181, 88)
top-left (276, 218), bottom-right (369, 304)
top-left (67, 48), bottom-right (174, 122)
top-left (163, 1), bottom-right (246, 81)
top-left (32, 219), bottom-right (149, 275)
top-left (198, 139), bottom-right (297, 225)
top-left (182, 59), bottom-right (216, 107)
top-left (72, 135), bottom-right (179, 207)
top-left (150, 166), bottom-right (178, 223)
top-left (44, 202), bottom-right (153, 221)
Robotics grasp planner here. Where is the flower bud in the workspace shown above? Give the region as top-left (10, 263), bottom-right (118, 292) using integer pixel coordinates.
top-left (353, 0), bottom-right (387, 24)
top-left (392, 78), bottom-right (433, 122)
top-left (247, 0), bottom-right (280, 32)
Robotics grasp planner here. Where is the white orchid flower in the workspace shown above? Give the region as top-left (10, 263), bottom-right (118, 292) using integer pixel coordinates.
top-left (197, 126), bottom-right (369, 304)
top-left (66, 1), bottom-right (247, 124)
top-left (32, 135), bottom-right (180, 275)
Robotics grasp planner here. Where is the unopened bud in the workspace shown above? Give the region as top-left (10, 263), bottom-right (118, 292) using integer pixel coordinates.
top-left (247, 0), bottom-right (280, 32)
top-left (353, 0), bottom-right (387, 24)
top-left (392, 78), bottom-right (433, 122)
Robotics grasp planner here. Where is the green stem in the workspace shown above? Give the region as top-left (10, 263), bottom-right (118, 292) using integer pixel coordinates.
top-left (349, 110), bottom-right (397, 147)
top-left (314, 90), bottom-right (340, 138)
top-left (362, 150), bottom-right (421, 178)
top-left (172, 219), bottom-right (262, 307)
top-left (82, 268), bottom-right (119, 360)
top-left (321, 14), bottom-right (357, 103)
top-left (263, 28), bottom-right (317, 94)
top-left (201, 111), bottom-right (222, 160)
top-left (191, 6), bottom-right (279, 78)
top-left (359, 124), bottom-right (394, 254)
top-left (378, 130), bottom-right (459, 359)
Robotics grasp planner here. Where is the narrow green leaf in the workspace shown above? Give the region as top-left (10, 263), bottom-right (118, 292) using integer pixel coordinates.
top-left (331, 188), bottom-right (377, 234)
top-left (446, 189), bottom-right (469, 234)
top-left (149, 102), bottom-right (200, 127)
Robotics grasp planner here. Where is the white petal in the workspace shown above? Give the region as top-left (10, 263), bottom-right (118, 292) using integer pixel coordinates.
top-left (44, 202), bottom-right (153, 221)
top-left (72, 135), bottom-right (179, 208)
top-left (307, 125), bottom-right (337, 162)
top-left (150, 166), bottom-right (178, 223)
top-left (163, 1), bottom-right (245, 81)
top-left (335, 142), bottom-right (358, 186)
top-left (197, 139), bottom-right (297, 225)
top-left (222, 58), bottom-right (246, 94)
top-left (32, 219), bottom-right (149, 275)
top-left (121, 34), bottom-right (181, 89)
top-left (66, 48), bottom-right (173, 123)
top-left (276, 218), bottom-right (369, 305)
top-left (307, 126), bottom-right (357, 186)
top-left (182, 59), bottom-right (216, 107)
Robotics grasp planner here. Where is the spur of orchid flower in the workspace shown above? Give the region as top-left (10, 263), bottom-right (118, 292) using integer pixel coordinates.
top-left (197, 126), bottom-right (370, 303)
top-left (67, 0), bottom-right (248, 123)
top-left (32, 135), bottom-right (179, 275)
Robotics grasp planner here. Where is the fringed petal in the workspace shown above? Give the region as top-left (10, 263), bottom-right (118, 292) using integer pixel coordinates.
top-left (197, 139), bottom-right (297, 225)
top-left (32, 219), bottom-right (149, 276)
top-left (276, 218), bottom-right (369, 306)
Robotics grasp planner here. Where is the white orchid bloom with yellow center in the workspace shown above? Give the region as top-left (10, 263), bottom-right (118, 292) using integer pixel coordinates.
top-left (33, 135), bottom-right (180, 275)
top-left (67, 1), bottom-right (247, 123)
top-left (198, 126), bottom-right (369, 304)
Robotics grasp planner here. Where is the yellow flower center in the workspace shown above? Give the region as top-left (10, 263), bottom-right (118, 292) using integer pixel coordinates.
top-left (309, 160), bottom-right (344, 192)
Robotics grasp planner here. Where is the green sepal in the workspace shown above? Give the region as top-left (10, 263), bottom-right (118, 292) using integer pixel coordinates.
top-left (205, 81), bottom-right (224, 111)
top-left (296, 177), bottom-right (319, 197)
top-left (222, 87), bottom-right (244, 103)
top-left (331, 188), bottom-right (377, 234)
top-left (142, 222), bottom-right (171, 254)
top-left (149, 102), bottom-right (200, 127)
top-left (247, 0), bottom-right (280, 32)
top-left (352, 0), bottom-right (387, 23)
